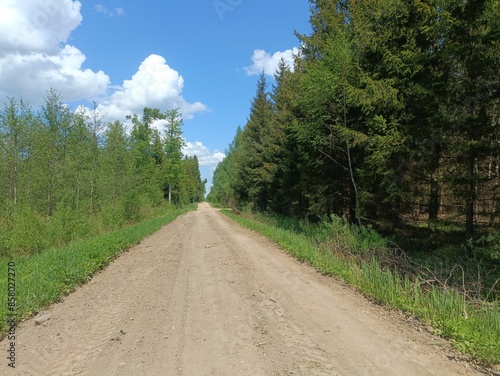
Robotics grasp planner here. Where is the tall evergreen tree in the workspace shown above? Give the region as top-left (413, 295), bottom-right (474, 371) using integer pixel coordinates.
top-left (267, 59), bottom-right (303, 215)
top-left (235, 74), bottom-right (274, 211)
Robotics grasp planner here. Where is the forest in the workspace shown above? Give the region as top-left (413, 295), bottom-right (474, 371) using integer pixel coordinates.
top-left (208, 0), bottom-right (500, 260)
top-left (0, 90), bottom-right (206, 258)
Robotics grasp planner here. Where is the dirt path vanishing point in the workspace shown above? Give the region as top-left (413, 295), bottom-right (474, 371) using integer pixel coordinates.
top-left (1, 202), bottom-right (491, 376)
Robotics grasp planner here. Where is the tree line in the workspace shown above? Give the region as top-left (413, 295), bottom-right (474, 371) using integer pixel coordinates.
top-left (208, 0), bottom-right (499, 251)
top-left (0, 90), bottom-right (205, 257)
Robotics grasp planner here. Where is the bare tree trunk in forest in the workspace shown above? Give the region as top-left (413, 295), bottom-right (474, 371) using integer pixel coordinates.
top-left (429, 176), bottom-right (439, 221)
top-left (12, 128), bottom-right (19, 205)
top-left (465, 153), bottom-right (476, 240)
top-left (428, 144), bottom-right (441, 221)
top-left (47, 159), bottom-right (54, 219)
top-left (12, 161), bottom-right (17, 205)
top-left (465, 98), bottom-right (477, 242)
top-left (76, 173), bottom-right (80, 210)
top-left (346, 140), bottom-right (362, 230)
top-left (491, 162), bottom-right (499, 226)
top-left (89, 158), bottom-right (95, 215)
top-left (342, 91), bottom-right (362, 230)
top-left (89, 104), bottom-right (102, 216)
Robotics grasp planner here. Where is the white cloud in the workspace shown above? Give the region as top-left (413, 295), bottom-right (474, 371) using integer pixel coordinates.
top-left (94, 4), bottom-right (107, 14)
top-left (0, 0), bottom-right (83, 56)
top-left (183, 141), bottom-right (225, 169)
top-left (0, 0), bottom-right (109, 106)
top-left (94, 4), bottom-right (125, 17)
top-left (0, 45), bottom-right (110, 104)
top-left (98, 54), bottom-right (208, 122)
top-left (244, 47), bottom-right (299, 77)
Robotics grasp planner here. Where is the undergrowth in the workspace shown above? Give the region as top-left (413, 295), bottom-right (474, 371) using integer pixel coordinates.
top-left (0, 198), bottom-right (177, 258)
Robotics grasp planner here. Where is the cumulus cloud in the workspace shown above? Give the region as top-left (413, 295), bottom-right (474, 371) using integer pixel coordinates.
top-left (99, 54), bottom-right (208, 121)
top-left (0, 0), bottom-right (83, 56)
top-left (0, 0), bottom-right (109, 106)
top-left (183, 141), bottom-right (225, 169)
top-left (244, 47), bottom-right (300, 77)
top-left (0, 45), bottom-right (109, 104)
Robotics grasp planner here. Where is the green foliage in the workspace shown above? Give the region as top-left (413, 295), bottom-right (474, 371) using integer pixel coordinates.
top-left (177, 156), bottom-right (206, 205)
top-left (475, 233), bottom-right (500, 260)
top-left (258, 213), bottom-right (387, 254)
top-left (0, 93), bottom-right (205, 258)
top-left (207, 126), bottom-right (244, 208)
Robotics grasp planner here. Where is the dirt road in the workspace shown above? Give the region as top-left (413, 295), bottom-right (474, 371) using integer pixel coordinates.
top-left (2, 203), bottom-right (483, 375)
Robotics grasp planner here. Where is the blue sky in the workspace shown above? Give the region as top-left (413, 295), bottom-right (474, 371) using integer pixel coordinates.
top-left (0, 0), bottom-right (311, 191)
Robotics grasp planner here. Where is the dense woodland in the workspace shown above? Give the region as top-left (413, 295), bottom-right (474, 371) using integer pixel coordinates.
top-left (0, 91), bottom-right (205, 257)
top-left (208, 0), bottom-right (500, 257)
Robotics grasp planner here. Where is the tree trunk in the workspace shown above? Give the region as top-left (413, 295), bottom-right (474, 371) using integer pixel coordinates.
top-left (76, 172), bottom-right (80, 210)
top-left (465, 96), bottom-right (478, 242)
top-left (428, 176), bottom-right (439, 221)
top-left (89, 166), bottom-right (95, 215)
top-left (465, 154), bottom-right (475, 239)
top-left (346, 140), bottom-right (362, 229)
top-left (428, 144), bottom-right (441, 221)
top-left (12, 161), bottom-right (17, 205)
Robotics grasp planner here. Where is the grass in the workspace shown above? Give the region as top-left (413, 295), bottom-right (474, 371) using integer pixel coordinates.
top-left (0, 200), bottom-right (182, 258)
top-left (0, 204), bottom-right (196, 339)
top-left (221, 209), bottom-right (500, 365)
top-left (389, 221), bottom-right (500, 303)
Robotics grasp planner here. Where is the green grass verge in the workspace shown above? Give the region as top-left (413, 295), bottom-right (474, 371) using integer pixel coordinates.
top-left (0, 204), bottom-right (196, 339)
top-left (221, 210), bottom-right (500, 365)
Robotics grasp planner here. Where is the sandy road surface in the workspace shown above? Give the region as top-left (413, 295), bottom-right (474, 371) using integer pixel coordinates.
top-left (2, 203), bottom-right (486, 376)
